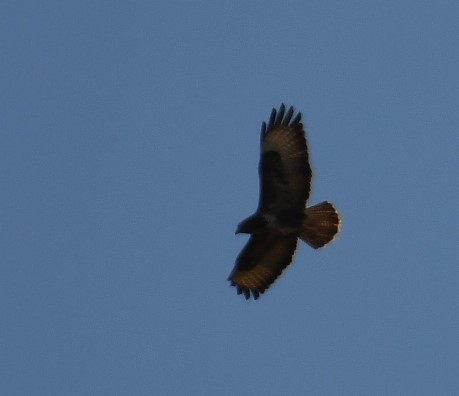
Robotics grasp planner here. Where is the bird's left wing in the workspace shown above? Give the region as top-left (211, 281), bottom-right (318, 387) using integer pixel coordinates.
top-left (228, 233), bottom-right (298, 299)
top-left (258, 104), bottom-right (312, 211)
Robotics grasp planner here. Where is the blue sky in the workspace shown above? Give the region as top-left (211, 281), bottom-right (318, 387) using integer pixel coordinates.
top-left (2, 1), bottom-right (459, 394)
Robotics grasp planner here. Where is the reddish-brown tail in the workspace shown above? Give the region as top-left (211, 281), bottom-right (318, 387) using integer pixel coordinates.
top-left (299, 201), bottom-right (341, 249)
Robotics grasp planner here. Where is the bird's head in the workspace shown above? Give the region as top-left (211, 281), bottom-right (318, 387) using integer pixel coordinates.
top-left (236, 214), bottom-right (265, 235)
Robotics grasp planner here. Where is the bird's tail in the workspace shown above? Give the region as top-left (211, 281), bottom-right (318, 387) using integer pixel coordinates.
top-left (299, 201), bottom-right (341, 249)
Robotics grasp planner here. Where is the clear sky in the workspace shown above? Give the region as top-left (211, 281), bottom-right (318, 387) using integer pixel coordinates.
top-left (2, 1), bottom-right (459, 395)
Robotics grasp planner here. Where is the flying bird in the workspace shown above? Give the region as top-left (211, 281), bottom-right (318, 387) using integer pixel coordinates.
top-left (228, 104), bottom-right (341, 300)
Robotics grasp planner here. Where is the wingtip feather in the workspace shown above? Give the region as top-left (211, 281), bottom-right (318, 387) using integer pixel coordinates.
top-left (274, 104), bottom-right (285, 126)
top-left (291, 111), bottom-right (302, 126)
top-left (260, 121), bottom-right (267, 144)
top-left (282, 106), bottom-right (294, 126)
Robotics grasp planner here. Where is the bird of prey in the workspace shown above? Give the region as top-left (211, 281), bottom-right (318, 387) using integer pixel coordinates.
top-left (228, 104), bottom-right (341, 300)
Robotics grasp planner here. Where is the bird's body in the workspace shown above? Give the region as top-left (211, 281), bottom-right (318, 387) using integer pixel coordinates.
top-left (228, 104), bottom-right (341, 300)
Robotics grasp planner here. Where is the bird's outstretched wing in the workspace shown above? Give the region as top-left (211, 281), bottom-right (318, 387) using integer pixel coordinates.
top-left (228, 233), bottom-right (298, 299)
top-left (258, 104), bottom-right (312, 211)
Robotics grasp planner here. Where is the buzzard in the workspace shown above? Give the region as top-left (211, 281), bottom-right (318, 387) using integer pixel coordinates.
top-left (228, 104), bottom-right (341, 299)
